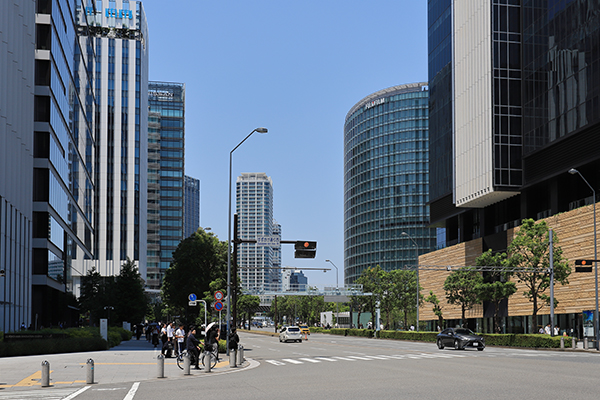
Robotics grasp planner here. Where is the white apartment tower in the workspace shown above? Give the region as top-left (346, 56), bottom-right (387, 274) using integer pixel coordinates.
top-left (236, 173), bottom-right (281, 293)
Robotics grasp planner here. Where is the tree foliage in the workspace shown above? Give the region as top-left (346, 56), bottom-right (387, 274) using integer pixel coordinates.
top-left (161, 228), bottom-right (227, 320)
top-left (425, 290), bottom-right (444, 330)
top-left (507, 218), bottom-right (570, 330)
top-left (443, 267), bottom-right (482, 322)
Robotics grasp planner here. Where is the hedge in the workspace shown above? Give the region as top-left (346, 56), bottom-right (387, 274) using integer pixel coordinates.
top-left (320, 328), bottom-right (572, 349)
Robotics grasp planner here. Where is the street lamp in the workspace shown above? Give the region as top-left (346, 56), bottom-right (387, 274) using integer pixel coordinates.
top-left (402, 231), bottom-right (420, 331)
top-left (325, 260), bottom-right (339, 326)
top-left (569, 168), bottom-right (598, 350)
top-left (227, 127), bottom-right (268, 354)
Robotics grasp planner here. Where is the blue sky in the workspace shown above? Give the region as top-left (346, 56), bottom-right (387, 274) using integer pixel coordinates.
top-left (142, 0), bottom-right (428, 288)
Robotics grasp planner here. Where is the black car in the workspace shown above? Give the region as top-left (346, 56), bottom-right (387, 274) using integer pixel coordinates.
top-left (436, 328), bottom-right (485, 351)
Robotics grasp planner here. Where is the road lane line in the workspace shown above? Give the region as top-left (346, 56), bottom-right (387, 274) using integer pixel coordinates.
top-left (123, 382), bottom-right (140, 400)
top-left (281, 359), bottom-right (303, 364)
top-left (62, 386), bottom-right (91, 400)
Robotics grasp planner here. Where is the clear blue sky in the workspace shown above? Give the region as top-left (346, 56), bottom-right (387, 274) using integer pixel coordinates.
top-left (142, 0), bottom-right (428, 288)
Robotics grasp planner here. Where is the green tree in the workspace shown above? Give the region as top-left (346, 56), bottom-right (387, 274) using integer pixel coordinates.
top-left (443, 267), bottom-right (483, 323)
top-left (237, 295), bottom-right (260, 329)
top-left (355, 266), bottom-right (385, 328)
top-left (112, 258), bottom-right (149, 325)
top-left (161, 228), bottom-right (227, 319)
top-left (78, 267), bottom-right (107, 326)
top-left (388, 269), bottom-right (420, 329)
top-left (475, 250), bottom-right (517, 334)
top-left (425, 290), bottom-right (444, 330)
top-left (507, 218), bottom-right (571, 332)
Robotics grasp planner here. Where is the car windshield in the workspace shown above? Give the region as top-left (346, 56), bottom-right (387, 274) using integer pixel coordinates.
top-left (455, 328), bottom-right (474, 335)
top-left (288, 327), bottom-right (300, 332)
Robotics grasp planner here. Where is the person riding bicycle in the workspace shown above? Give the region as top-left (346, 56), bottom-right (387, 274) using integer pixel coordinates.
top-left (186, 327), bottom-right (201, 369)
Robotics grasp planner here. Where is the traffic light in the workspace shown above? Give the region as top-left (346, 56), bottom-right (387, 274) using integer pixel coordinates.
top-left (575, 259), bottom-right (595, 272)
top-left (295, 241), bottom-right (317, 258)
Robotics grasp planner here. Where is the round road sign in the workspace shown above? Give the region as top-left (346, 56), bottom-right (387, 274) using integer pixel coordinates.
top-left (214, 301), bottom-right (223, 311)
top-left (188, 293), bottom-right (197, 302)
top-left (214, 291), bottom-right (224, 301)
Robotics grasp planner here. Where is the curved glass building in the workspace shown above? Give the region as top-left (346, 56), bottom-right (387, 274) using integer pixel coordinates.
top-left (344, 83), bottom-right (436, 283)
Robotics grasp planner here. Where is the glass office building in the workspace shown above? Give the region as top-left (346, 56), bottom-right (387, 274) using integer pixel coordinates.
top-left (428, 0), bottom-right (600, 250)
top-left (344, 83), bottom-right (436, 284)
top-left (184, 175), bottom-right (200, 239)
top-left (76, 0), bottom-right (148, 284)
top-left (147, 81), bottom-right (185, 290)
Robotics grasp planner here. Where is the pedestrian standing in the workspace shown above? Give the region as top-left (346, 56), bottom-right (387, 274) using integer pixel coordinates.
top-left (175, 324), bottom-right (185, 355)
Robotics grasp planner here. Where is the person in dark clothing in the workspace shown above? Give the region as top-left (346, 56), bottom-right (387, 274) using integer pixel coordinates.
top-left (228, 328), bottom-right (239, 350)
top-left (186, 327), bottom-right (201, 369)
top-left (206, 326), bottom-right (220, 355)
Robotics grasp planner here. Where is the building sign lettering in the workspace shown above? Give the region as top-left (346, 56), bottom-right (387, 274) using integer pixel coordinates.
top-left (364, 98), bottom-right (385, 110)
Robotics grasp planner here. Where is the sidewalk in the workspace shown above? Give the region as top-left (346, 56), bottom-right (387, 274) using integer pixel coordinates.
top-left (0, 337), bottom-right (246, 392)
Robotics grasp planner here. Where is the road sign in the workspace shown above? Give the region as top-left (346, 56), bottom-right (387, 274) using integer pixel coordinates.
top-left (188, 293), bottom-right (197, 301)
top-left (214, 290), bottom-right (224, 301)
top-left (214, 301), bottom-right (223, 311)
top-left (257, 236), bottom-right (281, 246)
top-left (188, 300), bottom-right (197, 306)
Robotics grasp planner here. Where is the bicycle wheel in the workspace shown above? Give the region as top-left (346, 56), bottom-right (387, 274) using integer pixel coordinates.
top-left (201, 348), bottom-right (218, 369)
top-left (176, 350), bottom-right (188, 370)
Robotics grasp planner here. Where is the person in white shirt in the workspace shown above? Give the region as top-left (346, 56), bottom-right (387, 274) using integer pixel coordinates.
top-left (175, 324), bottom-right (185, 355)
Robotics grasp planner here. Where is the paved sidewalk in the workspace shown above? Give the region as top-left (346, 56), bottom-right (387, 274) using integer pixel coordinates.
top-left (0, 337), bottom-right (246, 393)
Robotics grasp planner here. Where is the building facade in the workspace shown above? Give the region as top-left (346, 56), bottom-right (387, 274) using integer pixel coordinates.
top-left (146, 81), bottom-right (185, 290)
top-left (344, 83), bottom-right (437, 284)
top-left (184, 175), bottom-right (200, 239)
top-left (0, 0), bottom-right (35, 332)
top-left (75, 0), bottom-right (148, 288)
top-left (428, 0), bottom-right (600, 251)
top-left (236, 173), bottom-right (281, 293)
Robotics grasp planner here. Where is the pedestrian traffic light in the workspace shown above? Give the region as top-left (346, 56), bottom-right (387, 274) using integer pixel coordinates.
top-left (294, 241), bottom-right (317, 258)
top-left (575, 259), bottom-right (595, 272)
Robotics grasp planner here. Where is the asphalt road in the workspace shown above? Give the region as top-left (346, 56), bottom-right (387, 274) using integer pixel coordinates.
top-left (2, 332), bottom-right (600, 399)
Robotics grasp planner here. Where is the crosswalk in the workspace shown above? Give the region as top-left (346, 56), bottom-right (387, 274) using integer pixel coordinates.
top-left (264, 352), bottom-right (471, 366)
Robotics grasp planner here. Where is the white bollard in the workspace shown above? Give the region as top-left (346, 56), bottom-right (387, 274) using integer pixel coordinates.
top-left (157, 354), bottom-right (165, 378)
top-left (183, 352), bottom-right (191, 375)
top-left (203, 352), bottom-right (211, 373)
top-left (41, 360), bottom-right (50, 387)
top-left (237, 345), bottom-right (244, 365)
top-left (229, 349), bottom-right (237, 368)
top-left (86, 358), bottom-right (94, 384)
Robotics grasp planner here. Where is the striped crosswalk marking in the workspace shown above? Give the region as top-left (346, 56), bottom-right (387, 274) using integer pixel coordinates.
top-left (299, 358), bottom-right (321, 363)
top-left (281, 358), bottom-right (303, 364)
top-left (266, 360), bottom-right (286, 365)
top-left (314, 357), bottom-right (338, 362)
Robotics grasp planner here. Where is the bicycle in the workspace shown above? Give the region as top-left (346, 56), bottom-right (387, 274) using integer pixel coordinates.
top-left (176, 346), bottom-right (218, 369)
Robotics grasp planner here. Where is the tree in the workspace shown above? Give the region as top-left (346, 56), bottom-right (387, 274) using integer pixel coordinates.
top-left (78, 267), bottom-right (107, 326)
top-left (237, 295), bottom-right (260, 329)
top-left (475, 250), bottom-right (517, 334)
top-left (355, 266), bottom-right (385, 328)
top-left (425, 291), bottom-right (444, 330)
top-left (443, 268), bottom-right (482, 323)
top-left (388, 269), bottom-right (420, 330)
top-left (161, 228), bottom-right (227, 319)
top-left (112, 258), bottom-right (149, 325)
top-left (506, 218), bottom-right (571, 332)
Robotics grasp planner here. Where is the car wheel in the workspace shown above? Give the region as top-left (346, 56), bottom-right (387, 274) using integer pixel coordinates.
top-left (279, 337), bottom-right (282, 342)
top-left (299, 339), bottom-right (302, 343)
top-left (437, 339), bottom-right (444, 349)
top-left (454, 339), bottom-right (462, 350)
top-left (477, 347), bottom-right (484, 351)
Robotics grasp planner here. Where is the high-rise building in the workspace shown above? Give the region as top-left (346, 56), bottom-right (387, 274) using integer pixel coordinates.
top-left (184, 175), bottom-right (200, 239)
top-left (236, 173), bottom-right (281, 293)
top-left (146, 81), bottom-right (185, 290)
top-left (428, 1), bottom-right (600, 249)
top-left (0, 0), bottom-right (35, 332)
top-left (344, 83), bottom-right (436, 284)
top-left (75, 0), bottom-right (149, 287)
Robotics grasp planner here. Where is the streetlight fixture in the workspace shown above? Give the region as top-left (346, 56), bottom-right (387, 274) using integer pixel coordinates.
top-left (227, 127), bottom-right (268, 354)
top-left (402, 231), bottom-right (420, 331)
top-left (325, 260), bottom-right (340, 326)
top-left (569, 168), bottom-right (599, 350)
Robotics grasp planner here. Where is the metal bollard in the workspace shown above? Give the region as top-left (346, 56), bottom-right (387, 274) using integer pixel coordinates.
top-left (86, 358), bottom-right (94, 384)
top-left (157, 354), bottom-right (165, 378)
top-left (572, 337), bottom-right (577, 349)
top-left (41, 360), bottom-right (50, 387)
top-left (560, 337), bottom-right (565, 349)
top-left (229, 349), bottom-right (237, 368)
top-left (203, 351), bottom-right (211, 373)
top-left (183, 352), bottom-right (191, 375)
top-left (237, 345), bottom-right (244, 365)
top-left (584, 337), bottom-right (589, 349)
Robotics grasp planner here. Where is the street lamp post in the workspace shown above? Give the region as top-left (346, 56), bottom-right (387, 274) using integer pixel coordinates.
top-left (227, 127), bottom-right (268, 354)
top-left (569, 168), bottom-right (598, 350)
top-left (402, 231), bottom-right (420, 331)
top-left (325, 260), bottom-right (339, 326)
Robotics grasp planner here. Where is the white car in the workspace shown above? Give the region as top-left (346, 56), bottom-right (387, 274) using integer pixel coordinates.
top-left (279, 326), bottom-right (302, 343)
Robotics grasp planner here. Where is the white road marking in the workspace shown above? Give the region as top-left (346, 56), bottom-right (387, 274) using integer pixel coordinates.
top-left (63, 386), bottom-right (91, 399)
top-left (266, 360), bottom-right (286, 365)
top-left (281, 359), bottom-right (303, 364)
top-left (298, 358), bottom-right (321, 363)
top-left (123, 382), bottom-right (140, 400)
